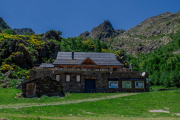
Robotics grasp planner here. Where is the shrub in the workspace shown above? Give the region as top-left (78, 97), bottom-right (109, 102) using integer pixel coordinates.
top-left (2, 29), bottom-right (15, 35)
top-left (1, 63), bottom-right (13, 72)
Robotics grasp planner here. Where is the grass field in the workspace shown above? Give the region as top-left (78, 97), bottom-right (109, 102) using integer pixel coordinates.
top-left (0, 86), bottom-right (180, 120)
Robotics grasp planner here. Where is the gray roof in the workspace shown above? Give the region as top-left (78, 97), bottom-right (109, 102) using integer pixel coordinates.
top-left (39, 63), bottom-right (54, 68)
top-left (53, 52), bottom-right (123, 66)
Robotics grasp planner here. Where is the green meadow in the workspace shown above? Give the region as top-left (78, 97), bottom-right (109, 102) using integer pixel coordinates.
top-left (0, 86), bottom-right (180, 120)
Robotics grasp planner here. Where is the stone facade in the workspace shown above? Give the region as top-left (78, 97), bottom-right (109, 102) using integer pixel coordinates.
top-left (29, 69), bottom-right (149, 93)
top-left (22, 76), bottom-right (64, 98)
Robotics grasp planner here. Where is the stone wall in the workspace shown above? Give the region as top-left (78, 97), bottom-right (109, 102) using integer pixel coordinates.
top-left (30, 70), bottom-right (149, 93)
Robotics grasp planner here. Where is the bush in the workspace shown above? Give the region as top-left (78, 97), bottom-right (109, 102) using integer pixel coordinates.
top-left (2, 29), bottom-right (15, 35)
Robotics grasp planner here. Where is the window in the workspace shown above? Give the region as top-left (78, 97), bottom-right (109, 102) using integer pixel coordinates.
top-left (109, 81), bottom-right (118, 88)
top-left (66, 75), bottom-right (70, 82)
top-left (122, 81), bottom-right (131, 88)
top-left (76, 75), bottom-right (80, 82)
top-left (56, 75), bottom-right (60, 81)
top-left (135, 81), bottom-right (144, 88)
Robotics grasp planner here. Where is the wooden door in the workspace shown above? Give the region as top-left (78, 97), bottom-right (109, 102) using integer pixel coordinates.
top-left (26, 83), bottom-right (36, 97)
top-left (85, 79), bottom-right (95, 93)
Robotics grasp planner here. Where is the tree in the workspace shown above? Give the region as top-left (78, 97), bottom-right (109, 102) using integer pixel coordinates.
top-left (76, 37), bottom-right (83, 51)
top-left (95, 39), bottom-right (101, 52)
top-left (101, 42), bottom-right (108, 49)
top-left (60, 38), bottom-right (71, 52)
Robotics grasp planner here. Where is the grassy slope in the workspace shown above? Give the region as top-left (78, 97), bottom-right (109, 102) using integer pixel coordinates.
top-left (0, 87), bottom-right (180, 119)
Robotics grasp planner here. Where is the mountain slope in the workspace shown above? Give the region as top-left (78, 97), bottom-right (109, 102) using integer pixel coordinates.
top-left (110, 11), bottom-right (180, 55)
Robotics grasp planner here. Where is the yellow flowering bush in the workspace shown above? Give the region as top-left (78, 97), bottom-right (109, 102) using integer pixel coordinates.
top-left (19, 43), bottom-right (25, 46)
top-left (124, 63), bottom-right (128, 66)
top-left (1, 63), bottom-right (13, 71)
top-left (27, 38), bottom-right (45, 49)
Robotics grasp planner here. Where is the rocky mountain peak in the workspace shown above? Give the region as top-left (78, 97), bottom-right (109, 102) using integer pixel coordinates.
top-left (79, 20), bottom-right (125, 41)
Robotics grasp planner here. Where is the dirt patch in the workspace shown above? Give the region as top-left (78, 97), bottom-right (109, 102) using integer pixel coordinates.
top-left (149, 110), bottom-right (170, 113)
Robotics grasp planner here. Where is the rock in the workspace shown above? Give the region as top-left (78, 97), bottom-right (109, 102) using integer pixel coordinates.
top-left (79, 31), bottom-right (90, 38)
top-left (114, 29), bottom-right (126, 36)
top-left (0, 118), bottom-right (7, 120)
top-left (4, 70), bottom-right (13, 78)
top-left (79, 20), bottom-right (125, 41)
top-left (13, 28), bottom-right (35, 35)
top-left (1, 84), bottom-right (7, 88)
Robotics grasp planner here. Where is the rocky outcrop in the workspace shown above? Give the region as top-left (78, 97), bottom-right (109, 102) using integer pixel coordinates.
top-left (13, 28), bottom-right (35, 35)
top-left (0, 17), bottom-right (11, 31)
top-left (79, 20), bottom-right (125, 41)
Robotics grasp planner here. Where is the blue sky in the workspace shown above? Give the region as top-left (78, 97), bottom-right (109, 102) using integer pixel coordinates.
top-left (1, 0), bottom-right (180, 38)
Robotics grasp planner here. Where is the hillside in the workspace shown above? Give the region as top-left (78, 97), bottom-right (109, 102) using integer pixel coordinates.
top-left (113, 11), bottom-right (180, 55)
top-left (79, 11), bottom-right (180, 55)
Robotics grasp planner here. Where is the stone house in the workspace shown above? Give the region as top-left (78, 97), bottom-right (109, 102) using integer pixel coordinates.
top-left (22, 76), bottom-right (64, 98)
top-left (30, 52), bottom-right (149, 93)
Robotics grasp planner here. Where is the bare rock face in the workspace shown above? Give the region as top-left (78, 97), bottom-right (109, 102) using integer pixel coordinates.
top-left (79, 31), bottom-right (90, 38)
top-left (13, 28), bottom-right (35, 35)
top-left (90, 20), bottom-right (115, 40)
top-left (79, 20), bottom-right (125, 41)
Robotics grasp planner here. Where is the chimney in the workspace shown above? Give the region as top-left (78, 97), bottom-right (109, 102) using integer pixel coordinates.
top-left (72, 52), bottom-right (74, 59)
